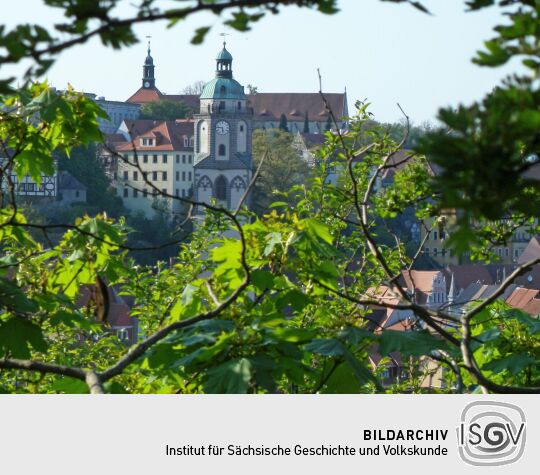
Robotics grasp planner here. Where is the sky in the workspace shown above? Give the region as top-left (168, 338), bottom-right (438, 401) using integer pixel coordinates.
top-left (2, 0), bottom-right (517, 124)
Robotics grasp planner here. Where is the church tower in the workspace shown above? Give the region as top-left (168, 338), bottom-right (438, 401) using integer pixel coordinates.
top-left (193, 42), bottom-right (252, 211)
top-left (142, 40), bottom-right (156, 89)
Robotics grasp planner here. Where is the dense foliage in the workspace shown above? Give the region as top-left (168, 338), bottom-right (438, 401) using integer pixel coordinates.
top-left (1, 1), bottom-right (540, 393)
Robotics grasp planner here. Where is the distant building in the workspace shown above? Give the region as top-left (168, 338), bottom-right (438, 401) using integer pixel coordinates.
top-left (85, 93), bottom-right (141, 134)
top-left (58, 171), bottom-right (87, 204)
top-left (126, 43), bottom-right (348, 134)
top-left (0, 155), bottom-right (57, 199)
top-left (103, 118), bottom-right (195, 218)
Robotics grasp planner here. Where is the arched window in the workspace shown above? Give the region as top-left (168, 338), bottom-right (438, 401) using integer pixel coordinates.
top-left (218, 144), bottom-right (226, 156)
top-left (220, 85), bottom-right (226, 97)
top-left (215, 176), bottom-right (227, 201)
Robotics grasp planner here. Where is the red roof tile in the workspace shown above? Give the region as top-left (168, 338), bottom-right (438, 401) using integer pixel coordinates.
top-left (126, 87), bottom-right (162, 103)
top-left (114, 119), bottom-right (194, 152)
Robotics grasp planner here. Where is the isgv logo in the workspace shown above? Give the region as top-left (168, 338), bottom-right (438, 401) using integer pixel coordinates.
top-left (457, 401), bottom-right (526, 466)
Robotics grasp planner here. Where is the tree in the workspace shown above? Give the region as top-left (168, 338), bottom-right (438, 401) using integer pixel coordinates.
top-left (58, 144), bottom-right (124, 217)
top-left (251, 129), bottom-right (312, 214)
top-left (139, 99), bottom-right (193, 120)
top-left (2, 0), bottom-right (540, 395)
top-left (278, 113), bottom-right (289, 132)
top-left (303, 111), bottom-right (310, 134)
top-left (181, 80), bottom-right (205, 95)
top-left (247, 84), bottom-right (258, 95)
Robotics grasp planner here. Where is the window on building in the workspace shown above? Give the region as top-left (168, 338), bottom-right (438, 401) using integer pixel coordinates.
top-left (433, 248), bottom-right (438, 256)
top-left (123, 171), bottom-right (128, 180)
top-left (163, 154), bottom-right (167, 164)
top-left (143, 172), bottom-right (148, 181)
top-left (133, 171), bottom-right (138, 181)
top-left (152, 189), bottom-right (157, 197)
top-left (143, 154), bottom-right (148, 163)
top-left (113, 172), bottom-right (117, 180)
top-left (215, 176), bottom-right (227, 201)
top-left (433, 231), bottom-right (438, 240)
top-left (188, 155), bottom-right (192, 164)
top-left (133, 189), bottom-right (138, 198)
top-left (175, 188), bottom-right (179, 197)
top-left (218, 144), bottom-right (226, 156)
top-left (152, 171), bottom-right (158, 181)
top-left (181, 189), bottom-right (185, 197)
top-left (176, 154), bottom-right (180, 163)
top-left (123, 188), bottom-right (128, 198)
top-left (219, 101), bottom-right (225, 111)
top-left (188, 171), bottom-right (192, 181)
top-left (182, 155), bottom-right (186, 163)
top-left (182, 171), bottom-right (186, 181)
top-left (153, 155), bottom-right (158, 164)
top-left (75, 191), bottom-right (80, 198)
top-left (240, 124), bottom-right (244, 132)
top-left (162, 171), bottom-right (167, 181)
top-left (184, 137), bottom-right (188, 147)
top-left (174, 171), bottom-right (178, 181)
top-left (425, 248), bottom-right (430, 255)
top-left (162, 188), bottom-right (167, 195)
top-left (237, 101), bottom-right (241, 111)
top-left (220, 86), bottom-right (226, 97)
top-left (506, 248), bottom-right (509, 257)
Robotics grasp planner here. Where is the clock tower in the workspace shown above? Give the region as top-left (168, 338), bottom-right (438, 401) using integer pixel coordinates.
top-left (194, 42), bottom-right (253, 211)
top-left (142, 40), bottom-right (156, 89)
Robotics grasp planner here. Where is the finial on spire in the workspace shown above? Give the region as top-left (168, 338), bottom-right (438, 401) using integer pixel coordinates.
top-left (220, 32), bottom-right (229, 48)
top-left (146, 35), bottom-right (152, 54)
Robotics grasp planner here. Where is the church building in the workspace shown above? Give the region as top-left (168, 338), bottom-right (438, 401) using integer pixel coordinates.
top-left (193, 42), bottom-right (252, 213)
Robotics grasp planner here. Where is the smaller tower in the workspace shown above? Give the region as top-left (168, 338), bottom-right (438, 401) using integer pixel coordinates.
top-left (142, 39), bottom-right (156, 89)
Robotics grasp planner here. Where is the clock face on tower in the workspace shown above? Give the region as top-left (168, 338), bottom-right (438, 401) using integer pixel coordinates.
top-left (144, 81), bottom-right (150, 88)
top-left (216, 121), bottom-right (230, 135)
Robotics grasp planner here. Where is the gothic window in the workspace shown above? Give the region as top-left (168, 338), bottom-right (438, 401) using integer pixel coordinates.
top-left (231, 176), bottom-right (246, 192)
top-left (218, 144), bottom-right (226, 156)
top-left (215, 176), bottom-right (227, 201)
top-left (189, 137), bottom-right (194, 147)
top-left (197, 176), bottom-right (212, 191)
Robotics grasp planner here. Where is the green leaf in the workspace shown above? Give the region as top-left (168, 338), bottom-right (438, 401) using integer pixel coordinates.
top-left (483, 353), bottom-right (537, 376)
top-left (203, 358), bottom-right (252, 393)
top-left (191, 27), bottom-right (210, 45)
top-left (0, 317), bottom-right (48, 358)
top-left (305, 338), bottom-right (345, 357)
top-left (378, 330), bottom-right (446, 357)
top-left (0, 277), bottom-right (38, 313)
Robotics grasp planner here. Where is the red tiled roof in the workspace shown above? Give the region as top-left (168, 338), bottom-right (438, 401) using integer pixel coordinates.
top-left (247, 93), bottom-right (347, 122)
top-left (126, 87), bottom-right (162, 103)
top-left (401, 270), bottom-right (441, 293)
top-left (125, 91), bottom-right (348, 123)
top-left (444, 264), bottom-right (494, 292)
top-left (114, 119), bottom-right (194, 152)
top-left (518, 236), bottom-right (540, 265)
top-left (505, 287), bottom-right (539, 309)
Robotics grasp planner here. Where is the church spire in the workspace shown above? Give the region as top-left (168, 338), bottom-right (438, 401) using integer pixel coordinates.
top-left (216, 35), bottom-right (233, 79)
top-left (142, 37), bottom-right (156, 89)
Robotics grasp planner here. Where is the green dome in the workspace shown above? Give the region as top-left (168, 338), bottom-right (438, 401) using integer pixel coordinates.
top-left (216, 46), bottom-right (233, 61)
top-left (200, 77), bottom-right (245, 100)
